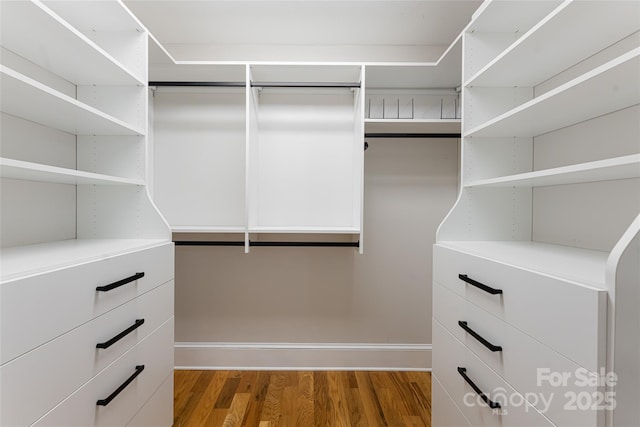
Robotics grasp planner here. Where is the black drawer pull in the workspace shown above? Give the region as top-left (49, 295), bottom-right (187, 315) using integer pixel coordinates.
top-left (458, 321), bottom-right (503, 352)
top-left (96, 272), bottom-right (145, 292)
top-left (96, 365), bottom-right (145, 406)
top-left (457, 367), bottom-right (501, 409)
top-left (458, 274), bottom-right (502, 295)
top-left (96, 319), bottom-right (145, 349)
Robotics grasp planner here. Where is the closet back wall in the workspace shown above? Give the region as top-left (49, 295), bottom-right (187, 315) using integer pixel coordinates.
top-left (167, 136), bottom-right (458, 369)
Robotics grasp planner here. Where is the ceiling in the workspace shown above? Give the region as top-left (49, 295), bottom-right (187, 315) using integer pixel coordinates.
top-left (124, 0), bottom-right (482, 62)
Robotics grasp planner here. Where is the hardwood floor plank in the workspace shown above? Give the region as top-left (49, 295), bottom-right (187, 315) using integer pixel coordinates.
top-left (355, 371), bottom-right (388, 426)
top-left (296, 371), bottom-right (315, 427)
top-left (185, 371), bottom-right (231, 426)
top-left (174, 370), bottom-right (432, 427)
top-left (222, 392), bottom-right (252, 427)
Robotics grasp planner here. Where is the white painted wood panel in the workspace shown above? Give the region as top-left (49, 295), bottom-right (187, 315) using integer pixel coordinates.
top-left (31, 319), bottom-right (174, 427)
top-left (0, 281), bottom-right (173, 427)
top-left (126, 374), bottom-right (173, 427)
top-left (433, 320), bottom-right (556, 427)
top-left (0, 243), bottom-right (173, 363)
top-left (434, 244), bottom-right (607, 372)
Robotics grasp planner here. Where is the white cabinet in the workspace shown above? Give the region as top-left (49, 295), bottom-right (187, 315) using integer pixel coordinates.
top-left (433, 1), bottom-right (640, 426)
top-left (0, 1), bottom-right (173, 426)
top-left (152, 62), bottom-right (365, 250)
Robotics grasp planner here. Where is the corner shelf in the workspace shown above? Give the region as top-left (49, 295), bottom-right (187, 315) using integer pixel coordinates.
top-left (248, 226), bottom-right (361, 234)
top-left (171, 226), bottom-right (246, 233)
top-left (0, 0), bottom-right (143, 86)
top-left (465, 48), bottom-right (640, 138)
top-left (465, 154), bottom-right (640, 188)
top-left (0, 158), bottom-right (144, 186)
top-left (465, 1), bottom-right (640, 87)
top-left (0, 66), bottom-right (144, 136)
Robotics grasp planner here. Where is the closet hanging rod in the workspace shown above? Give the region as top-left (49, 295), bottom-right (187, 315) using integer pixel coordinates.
top-left (251, 82), bottom-right (361, 89)
top-left (365, 132), bottom-right (461, 139)
top-left (175, 241), bottom-right (360, 248)
top-left (149, 81), bottom-right (246, 87)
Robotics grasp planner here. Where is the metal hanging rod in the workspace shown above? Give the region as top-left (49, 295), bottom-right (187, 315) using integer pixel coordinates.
top-left (251, 82), bottom-right (360, 89)
top-left (365, 133), bottom-right (461, 139)
top-left (175, 240), bottom-right (359, 248)
top-left (149, 81), bottom-right (246, 87)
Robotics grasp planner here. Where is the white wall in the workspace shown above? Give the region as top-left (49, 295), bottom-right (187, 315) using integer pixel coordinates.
top-left (174, 137), bottom-right (459, 369)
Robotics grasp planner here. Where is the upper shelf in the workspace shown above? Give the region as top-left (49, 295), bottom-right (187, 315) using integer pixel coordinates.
top-left (465, 155), bottom-right (640, 188)
top-left (0, 66), bottom-right (145, 136)
top-left (0, 158), bottom-right (144, 186)
top-left (465, 48), bottom-right (640, 138)
top-left (466, 1), bottom-right (640, 87)
top-left (466, 0), bottom-right (562, 34)
top-left (0, 0), bottom-right (144, 86)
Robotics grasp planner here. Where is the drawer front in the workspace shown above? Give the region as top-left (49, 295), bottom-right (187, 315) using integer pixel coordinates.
top-left (433, 283), bottom-right (603, 427)
top-left (1, 243), bottom-right (174, 364)
top-left (31, 318), bottom-right (174, 427)
top-left (433, 244), bottom-right (606, 371)
top-left (433, 320), bottom-right (556, 427)
top-left (1, 281), bottom-right (174, 427)
top-left (432, 375), bottom-right (472, 427)
top-left (126, 373), bottom-right (173, 427)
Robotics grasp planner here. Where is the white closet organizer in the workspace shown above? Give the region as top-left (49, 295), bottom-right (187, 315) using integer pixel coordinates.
top-left (0, 1), bottom-right (173, 426)
top-left (432, 1), bottom-right (640, 427)
top-left (151, 61), bottom-right (365, 251)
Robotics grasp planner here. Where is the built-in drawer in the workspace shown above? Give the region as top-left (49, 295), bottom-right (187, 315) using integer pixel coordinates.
top-left (30, 318), bottom-right (174, 427)
top-left (126, 373), bottom-right (173, 427)
top-left (433, 319), bottom-right (556, 427)
top-left (433, 282), bottom-right (603, 427)
top-left (432, 374), bottom-right (472, 427)
top-left (1, 242), bottom-right (174, 364)
top-left (433, 244), bottom-right (606, 372)
top-left (1, 281), bottom-right (174, 427)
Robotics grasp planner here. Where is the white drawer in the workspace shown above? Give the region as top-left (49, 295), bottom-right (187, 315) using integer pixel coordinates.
top-left (433, 244), bottom-right (606, 372)
top-left (31, 318), bottom-right (174, 427)
top-left (126, 373), bottom-right (173, 427)
top-left (433, 282), bottom-right (603, 427)
top-left (433, 320), bottom-right (556, 427)
top-left (1, 281), bottom-right (174, 427)
top-left (432, 375), bottom-right (472, 427)
top-left (1, 243), bottom-right (174, 364)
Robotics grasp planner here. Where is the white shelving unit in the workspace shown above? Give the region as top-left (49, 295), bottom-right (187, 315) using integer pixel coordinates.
top-left (433, 1), bottom-right (640, 426)
top-left (1, 2), bottom-right (173, 425)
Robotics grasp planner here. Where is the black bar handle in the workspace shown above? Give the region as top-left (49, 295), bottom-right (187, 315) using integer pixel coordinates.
top-left (458, 274), bottom-right (502, 295)
top-left (96, 365), bottom-right (145, 406)
top-left (96, 319), bottom-right (145, 349)
top-left (457, 367), bottom-right (501, 409)
top-left (458, 321), bottom-right (503, 352)
top-left (96, 272), bottom-right (145, 292)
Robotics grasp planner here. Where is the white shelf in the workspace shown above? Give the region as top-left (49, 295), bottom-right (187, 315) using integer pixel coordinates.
top-left (0, 66), bottom-right (144, 136)
top-left (365, 119), bottom-right (460, 135)
top-left (467, 0), bottom-right (562, 34)
top-left (466, 154), bottom-right (640, 188)
top-left (249, 226), bottom-right (361, 234)
top-left (437, 240), bottom-right (608, 289)
top-left (171, 226), bottom-right (245, 233)
top-left (466, 1), bottom-right (640, 87)
top-left (465, 49), bottom-right (640, 138)
top-left (0, 158), bottom-right (143, 186)
top-left (0, 239), bottom-right (168, 282)
top-left (0, 0), bottom-right (144, 86)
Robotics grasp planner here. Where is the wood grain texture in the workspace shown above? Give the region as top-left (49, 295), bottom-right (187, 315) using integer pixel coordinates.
top-left (174, 370), bottom-right (432, 427)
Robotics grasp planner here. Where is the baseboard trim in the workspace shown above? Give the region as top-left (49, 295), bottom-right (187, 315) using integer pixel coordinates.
top-left (174, 342), bottom-right (432, 371)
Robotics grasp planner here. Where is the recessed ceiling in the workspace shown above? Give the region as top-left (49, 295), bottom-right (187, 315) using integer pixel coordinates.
top-left (125, 0), bottom-right (481, 61)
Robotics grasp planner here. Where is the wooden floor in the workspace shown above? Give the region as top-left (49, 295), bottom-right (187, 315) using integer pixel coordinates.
top-left (174, 370), bottom-right (432, 427)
